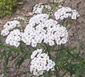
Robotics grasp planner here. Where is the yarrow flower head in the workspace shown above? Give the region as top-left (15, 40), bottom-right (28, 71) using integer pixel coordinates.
top-left (30, 49), bottom-right (55, 76)
top-left (21, 14), bottom-right (68, 47)
top-left (1, 13), bottom-right (68, 48)
top-left (29, 13), bottom-right (49, 25)
top-left (1, 20), bottom-right (21, 36)
top-left (42, 20), bottom-right (68, 45)
top-left (54, 7), bottom-right (80, 20)
top-left (5, 29), bottom-right (21, 47)
top-left (3, 20), bottom-right (21, 30)
top-left (1, 28), bottom-right (9, 36)
top-left (1, 20), bottom-right (21, 47)
top-left (33, 3), bottom-right (51, 14)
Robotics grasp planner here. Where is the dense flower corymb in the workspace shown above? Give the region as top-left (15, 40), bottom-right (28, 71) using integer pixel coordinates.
top-left (33, 3), bottom-right (51, 14)
top-left (21, 14), bottom-right (68, 47)
top-left (54, 7), bottom-right (80, 20)
top-left (5, 29), bottom-right (21, 47)
top-left (1, 20), bottom-right (21, 47)
top-left (1, 20), bottom-right (21, 36)
top-left (1, 14), bottom-right (68, 48)
top-left (30, 49), bottom-right (55, 76)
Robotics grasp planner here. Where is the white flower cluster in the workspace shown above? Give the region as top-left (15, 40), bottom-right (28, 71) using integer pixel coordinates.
top-left (30, 49), bottom-right (55, 76)
top-left (21, 14), bottom-right (68, 47)
top-left (33, 3), bottom-right (51, 14)
top-left (1, 20), bottom-right (21, 47)
top-left (29, 14), bottom-right (49, 25)
top-left (33, 3), bottom-right (44, 14)
top-left (21, 14), bottom-right (49, 47)
top-left (1, 13), bottom-right (68, 47)
top-left (54, 7), bottom-right (80, 20)
top-left (1, 20), bottom-right (21, 36)
top-left (5, 29), bottom-right (21, 47)
top-left (42, 19), bottom-right (68, 45)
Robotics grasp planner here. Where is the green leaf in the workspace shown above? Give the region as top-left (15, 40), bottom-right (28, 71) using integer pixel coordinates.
top-left (4, 56), bottom-right (8, 76)
top-left (43, 71), bottom-right (51, 77)
top-left (77, 36), bottom-right (83, 56)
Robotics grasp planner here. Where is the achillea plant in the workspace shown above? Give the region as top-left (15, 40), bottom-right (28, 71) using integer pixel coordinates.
top-left (0, 1), bottom-right (84, 77)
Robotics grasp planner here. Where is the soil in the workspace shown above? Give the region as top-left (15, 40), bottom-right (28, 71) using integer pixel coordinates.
top-left (0, 0), bottom-right (85, 77)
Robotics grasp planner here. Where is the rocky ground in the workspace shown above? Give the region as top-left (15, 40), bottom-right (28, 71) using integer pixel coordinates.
top-left (0, 0), bottom-right (85, 77)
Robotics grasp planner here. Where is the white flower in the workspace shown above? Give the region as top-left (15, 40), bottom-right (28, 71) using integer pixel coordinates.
top-left (14, 16), bottom-right (25, 21)
top-left (49, 40), bottom-right (55, 46)
top-left (54, 7), bottom-right (80, 20)
top-left (1, 20), bottom-right (21, 37)
top-left (31, 49), bottom-right (42, 59)
top-left (4, 20), bottom-right (21, 29)
top-left (71, 10), bottom-right (80, 19)
top-left (33, 3), bottom-right (44, 14)
top-left (33, 3), bottom-right (51, 14)
top-left (5, 29), bottom-right (21, 47)
top-left (29, 14), bottom-right (49, 25)
top-left (22, 14), bottom-right (68, 47)
top-left (30, 49), bottom-right (55, 76)
top-left (61, 38), bottom-right (68, 44)
top-left (1, 28), bottom-right (9, 36)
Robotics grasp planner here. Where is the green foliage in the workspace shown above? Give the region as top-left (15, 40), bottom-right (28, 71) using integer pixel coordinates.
top-left (0, 35), bottom-right (32, 76)
top-left (42, 38), bottom-right (85, 77)
top-left (55, 44), bottom-right (85, 77)
top-left (0, 0), bottom-right (18, 18)
top-left (0, 35), bottom-right (84, 77)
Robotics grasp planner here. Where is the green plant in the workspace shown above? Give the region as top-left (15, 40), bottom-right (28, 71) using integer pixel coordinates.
top-left (0, 35), bottom-right (84, 77)
top-left (0, 0), bottom-right (18, 18)
top-left (0, 1), bottom-right (85, 77)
